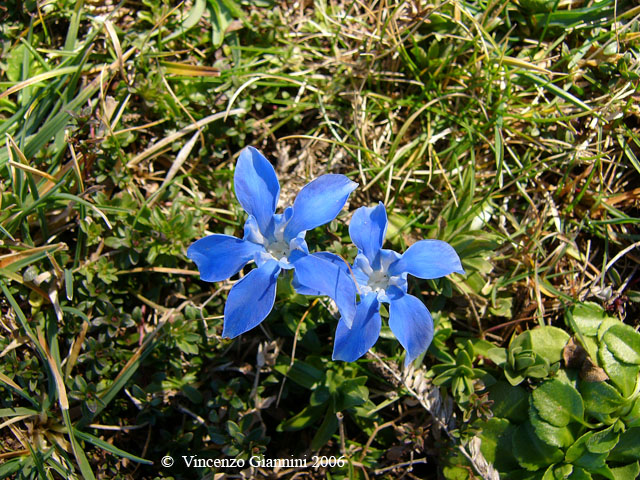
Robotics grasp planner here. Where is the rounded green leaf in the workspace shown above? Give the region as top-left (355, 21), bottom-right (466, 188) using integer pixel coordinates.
top-left (579, 380), bottom-right (624, 415)
top-left (530, 406), bottom-right (575, 448)
top-left (512, 421), bottom-right (564, 471)
top-left (565, 431), bottom-right (607, 470)
top-left (586, 424), bottom-right (619, 454)
top-left (603, 324), bottom-right (640, 365)
top-left (568, 302), bottom-right (610, 337)
top-left (598, 342), bottom-right (639, 398)
top-left (530, 326), bottom-right (570, 364)
top-left (532, 379), bottom-right (584, 427)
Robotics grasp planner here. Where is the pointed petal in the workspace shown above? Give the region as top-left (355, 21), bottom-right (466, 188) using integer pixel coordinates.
top-left (333, 293), bottom-right (381, 362)
top-left (284, 174), bottom-right (357, 240)
top-left (187, 234), bottom-right (262, 282)
top-left (388, 290), bottom-right (434, 365)
top-left (234, 147), bottom-right (280, 234)
top-left (388, 240), bottom-right (464, 279)
top-left (223, 260), bottom-right (281, 338)
top-left (292, 252), bottom-right (357, 327)
top-left (349, 203), bottom-right (387, 263)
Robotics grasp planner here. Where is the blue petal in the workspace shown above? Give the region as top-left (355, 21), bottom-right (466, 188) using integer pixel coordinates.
top-left (223, 260), bottom-right (281, 338)
top-left (388, 240), bottom-right (465, 279)
top-left (284, 174), bottom-right (357, 240)
top-left (388, 289), bottom-right (434, 365)
top-left (291, 252), bottom-right (349, 295)
top-left (187, 234), bottom-right (263, 282)
top-left (349, 203), bottom-right (387, 264)
top-left (333, 293), bottom-right (381, 362)
top-left (292, 252), bottom-right (357, 327)
top-left (234, 147), bottom-right (280, 234)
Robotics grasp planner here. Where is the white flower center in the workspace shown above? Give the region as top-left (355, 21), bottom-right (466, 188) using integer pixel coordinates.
top-left (266, 239), bottom-right (291, 262)
top-left (367, 270), bottom-right (390, 292)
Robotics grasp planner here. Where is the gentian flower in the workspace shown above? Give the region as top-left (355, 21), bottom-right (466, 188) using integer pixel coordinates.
top-left (187, 147), bottom-right (358, 338)
top-left (329, 202), bottom-right (464, 365)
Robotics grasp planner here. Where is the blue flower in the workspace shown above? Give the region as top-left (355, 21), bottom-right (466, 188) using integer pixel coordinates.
top-left (187, 147), bottom-right (358, 338)
top-left (329, 202), bottom-right (465, 365)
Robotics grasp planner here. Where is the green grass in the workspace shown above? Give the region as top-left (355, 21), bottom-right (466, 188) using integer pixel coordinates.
top-left (1, 0), bottom-right (639, 478)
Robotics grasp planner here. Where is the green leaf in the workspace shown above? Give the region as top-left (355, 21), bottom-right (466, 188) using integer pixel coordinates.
top-left (208, 1), bottom-right (234, 48)
top-left (310, 386), bottom-right (330, 406)
top-left (543, 464), bottom-right (573, 480)
top-left (603, 324), bottom-right (640, 365)
top-left (512, 421), bottom-right (563, 470)
top-left (274, 359), bottom-right (324, 389)
top-left (568, 302), bottom-right (611, 337)
top-left (483, 345), bottom-right (507, 365)
top-left (568, 466), bottom-right (593, 480)
top-left (476, 417), bottom-right (520, 472)
top-left (504, 367), bottom-right (526, 386)
top-left (73, 429), bottom-right (152, 465)
top-left (226, 420), bottom-right (244, 443)
top-left (532, 379), bottom-right (584, 427)
top-left (530, 326), bottom-right (570, 364)
top-left (310, 408), bottom-right (339, 450)
top-left (587, 424), bottom-right (619, 454)
top-left (598, 342), bottom-right (639, 398)
top-left (519, 73), bottom-right (592, 113)
top-left (530, 407), bottom-right (575, 448)
top-left (579, 380), bottom-right (625, 415)
top-left (564, 431), bottom-right (607, 470)
top-left (280, 405), bottom-right (325, 431)
top-left (624, 396), bottom-right (640, 427)
top-left (609, 428), bottom-right (640, 463)
top-left (608, 462), bottom-right (640, 480)
top-left (0, 458), bottom-right (24, 478)
top-left (0, 407), bottom-right (39, 417)
top-left (337, 380), bottom-right (369, 411)
top-left (488, 381), bottom-right (530, 423)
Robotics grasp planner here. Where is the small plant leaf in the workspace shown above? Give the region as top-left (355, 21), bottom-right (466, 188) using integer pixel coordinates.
top-left (476, 417), bottom-right (520, 472)
top-left (603, 324), bottom-right (640, 365)
top-left (564, 431), bottom-right (607, 470)
top-left (488, 381), bottom-right (529, 423)
top-left (568, 302), bottom-right (611, 337)
top-left (512, 421), bottom-right (563, 471)
top-left (608, 428), bottom-right (640, 463)
top-left (608, 462), bottom-right (640, 480)
top-left (586, 424), bottom-right (619, 454)
top-left (530, 407), bottom-right (575, 448)
top-left (529, 326), bottom-right (570, 364)
top-left (598, 342), bottom-right (639, 398)
top-left (579, 380), bottom-right (625, 415)
top-left (532, 379), bottom-right (584, 427)
top-left (310, 409), bottom-right (339, 450)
